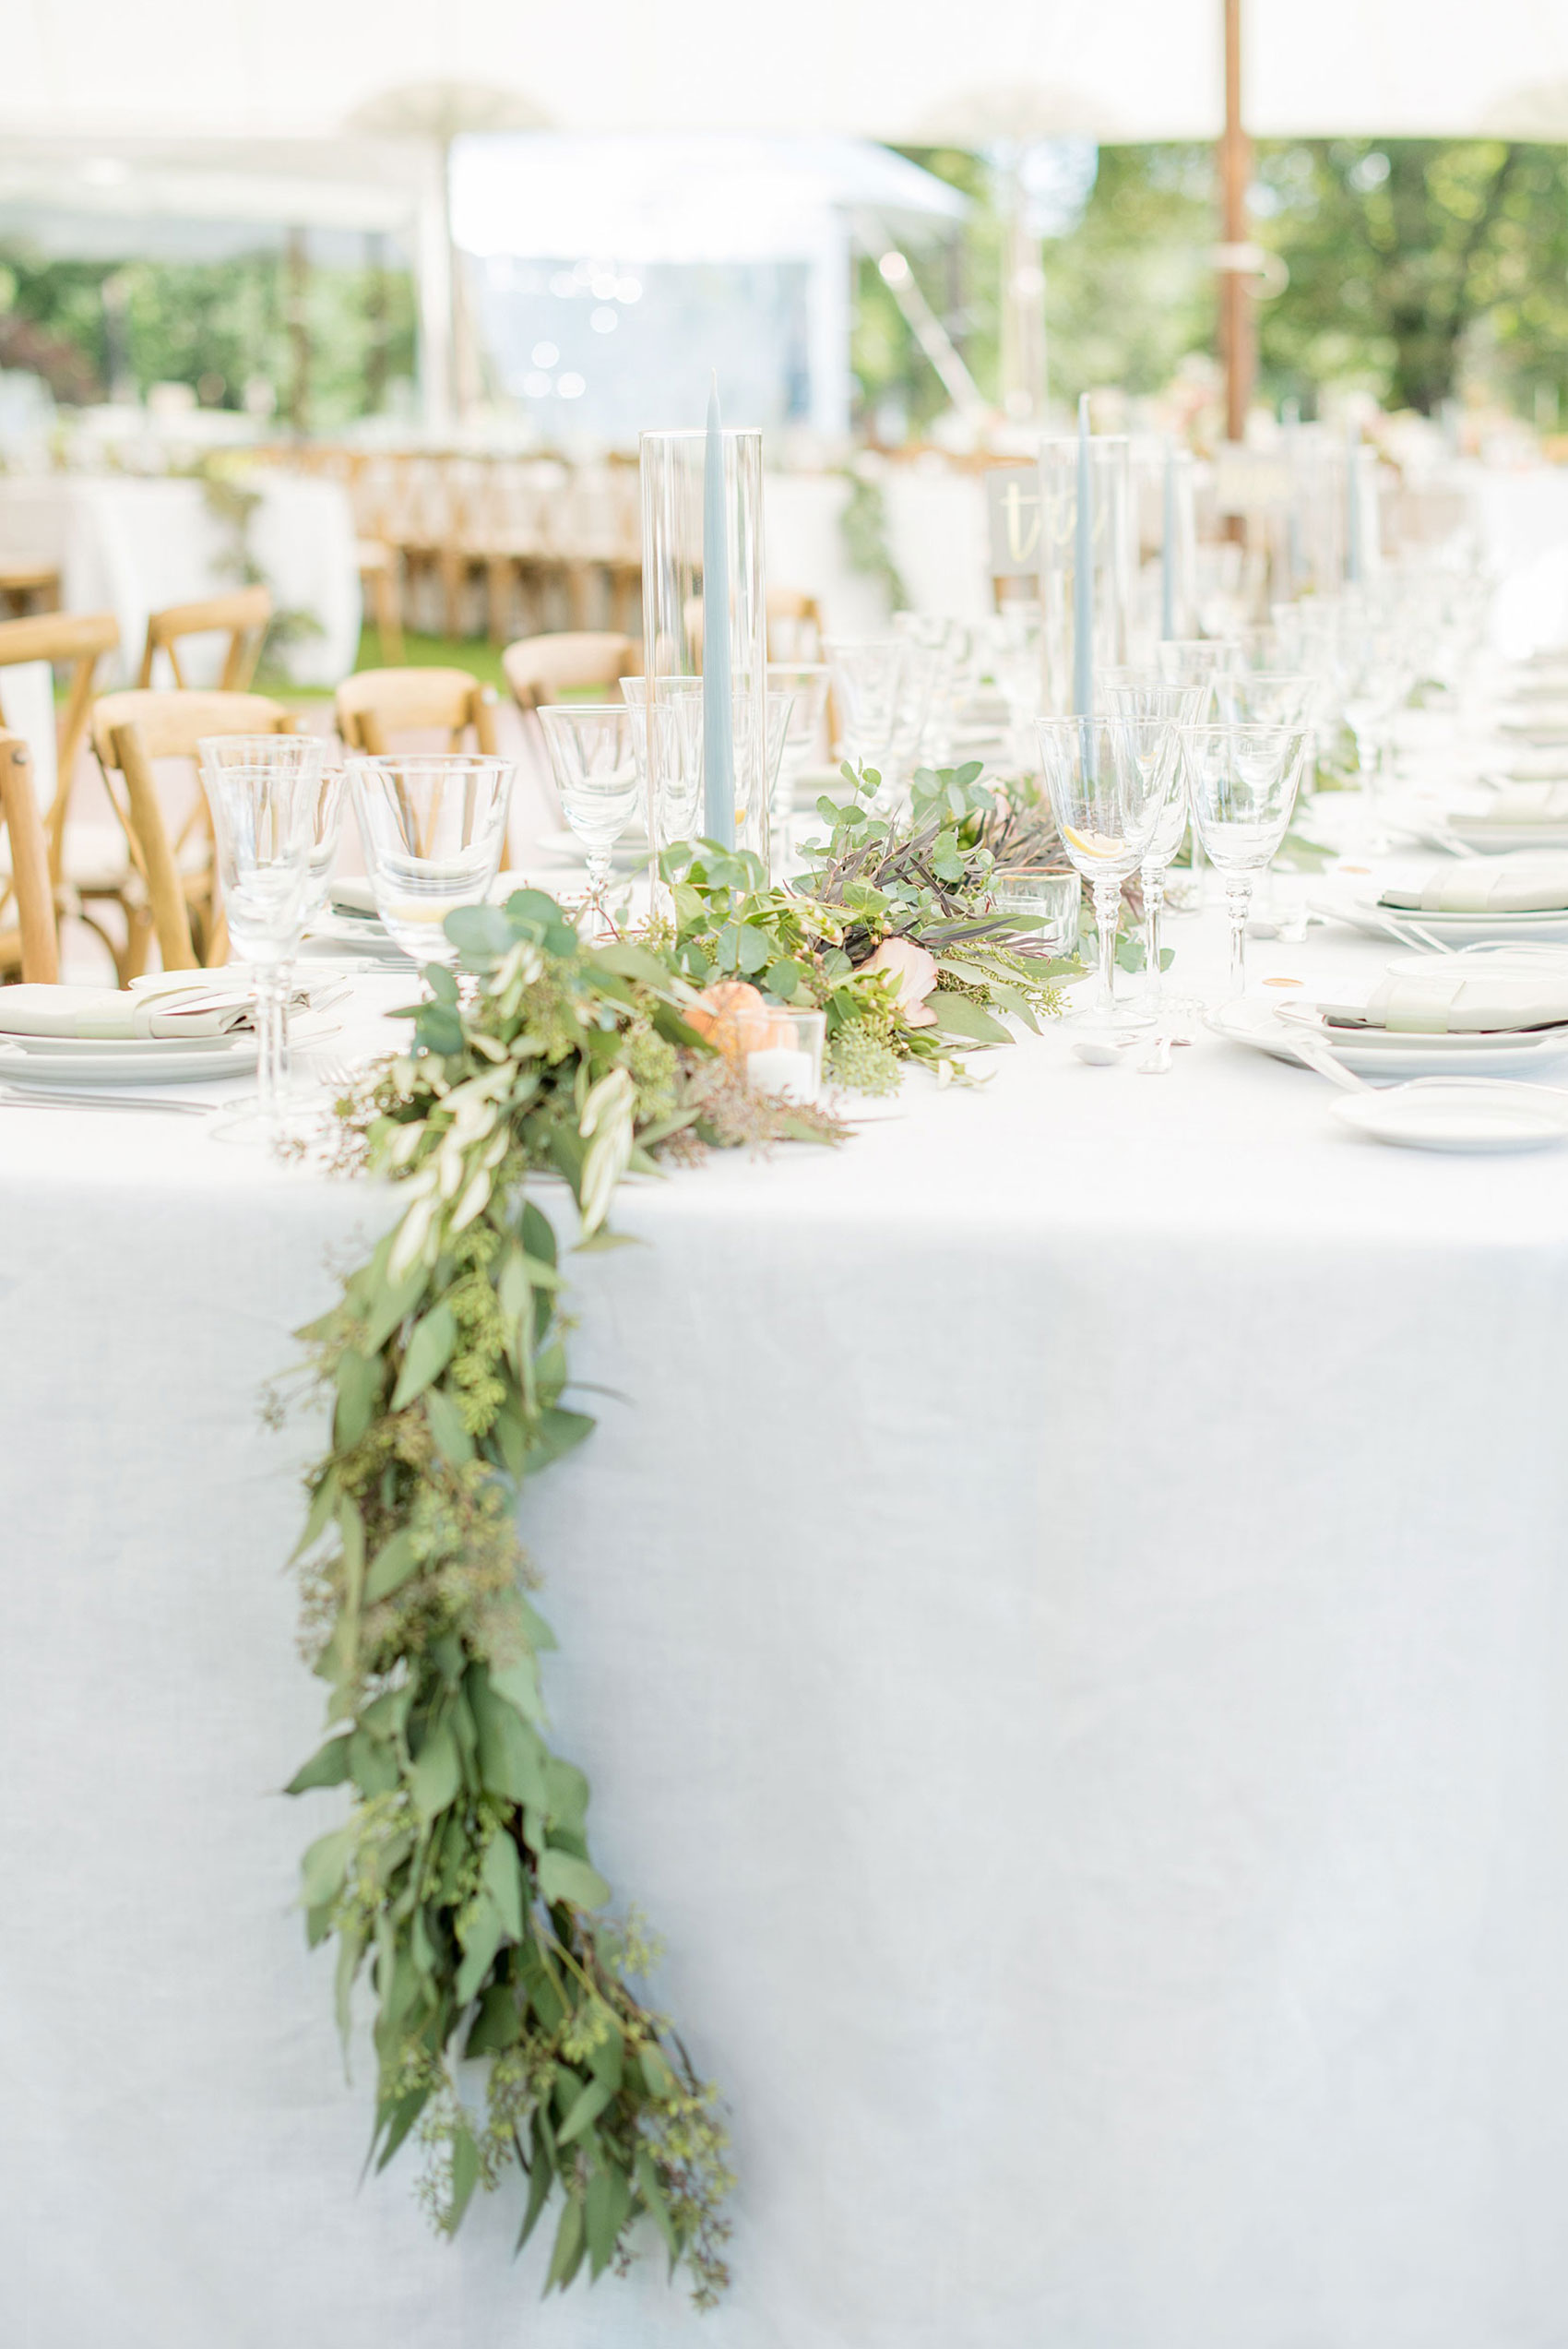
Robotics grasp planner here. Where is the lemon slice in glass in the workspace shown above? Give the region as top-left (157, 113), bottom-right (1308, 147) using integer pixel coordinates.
top-left (1062, 825), bottom-right (1126, 861)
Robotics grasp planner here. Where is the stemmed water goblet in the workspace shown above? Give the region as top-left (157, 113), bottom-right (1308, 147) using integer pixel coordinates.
top-left (197, 731), bottom-right (335, 1142)
top-left (1099, 677), bottom-right (1206, 1016)
top-left (1036, 713), bottom-right (1173, 1029)
top-left (536, 708), bottom-right (641, 936)
top-left (824, 638), bottom-right (940, 802)
top-left (1178, 722), bottom-right (1312, 998)
top-left (766, 661), bottom-right (830, 835)
top-left (350, 753), bottom-right (517, 973)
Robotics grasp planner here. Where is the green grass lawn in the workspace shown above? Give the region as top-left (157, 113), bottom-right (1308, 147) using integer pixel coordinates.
top-left (256, 627), bottom-right (511, 702)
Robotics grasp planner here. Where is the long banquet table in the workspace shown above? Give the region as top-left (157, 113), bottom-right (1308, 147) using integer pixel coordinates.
top-left (6, 900), bottom-right (1568, 2349)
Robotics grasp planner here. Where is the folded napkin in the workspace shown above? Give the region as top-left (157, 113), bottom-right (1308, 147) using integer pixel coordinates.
top-left (1494, 750), bottom-right (1568, 781)
top-left (0, 984), bottom-right (253, 1041)
top-left (1380, 853), bottom-right (1568, 913)
top-left (330, 881), bottom-right (383, 921)
top-left (1324, 967), bottom-right (1568, 1034)
top-left (1467, 782), bottom-right (1568, 827)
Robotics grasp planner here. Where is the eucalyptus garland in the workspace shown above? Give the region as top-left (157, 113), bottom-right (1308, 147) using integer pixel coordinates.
top-left (282, 771), bottom-right (1074, 2306)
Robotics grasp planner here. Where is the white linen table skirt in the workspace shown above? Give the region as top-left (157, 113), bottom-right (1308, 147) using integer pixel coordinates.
top-left (5, 915), bottom-right (1568, 2349)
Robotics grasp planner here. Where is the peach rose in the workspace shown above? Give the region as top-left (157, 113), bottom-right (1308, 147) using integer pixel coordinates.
top-left (862, 936), bottom-right (940, 1028)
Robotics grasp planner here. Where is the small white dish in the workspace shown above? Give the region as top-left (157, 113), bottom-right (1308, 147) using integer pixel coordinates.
top-left (0, 1037), bottom-right (255, 1084)
top-left (1207, 996), bottom-right (1568, 1079)
top-left (1312, 876), bottom-right (1568, 945)
top-left (1332, 1081), bottom-right (1568, 1153)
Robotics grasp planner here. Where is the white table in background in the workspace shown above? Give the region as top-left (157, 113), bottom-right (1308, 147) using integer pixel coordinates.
top-left (4, 915), bottom-right (1568, 2349)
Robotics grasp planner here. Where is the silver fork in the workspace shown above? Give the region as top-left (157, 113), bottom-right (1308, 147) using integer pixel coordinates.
top-left (0, 1084), bottom-right (214, 1117)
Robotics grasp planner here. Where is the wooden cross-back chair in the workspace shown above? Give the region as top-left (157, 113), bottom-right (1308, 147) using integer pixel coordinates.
top-left (0, 732), bottom-right (59, 984)
top-left (0, 609), bottom-right (123, 974)
top-left (138, 584), bottom-right (273, 692)
top-left (90, 690), bottom-right (301, 972)
top-left (501, 632), bottom-right (637, 711)
top-left (766, 589), bottom-right (825, 662)
top-left (335, 666), bottom-right (500, 756)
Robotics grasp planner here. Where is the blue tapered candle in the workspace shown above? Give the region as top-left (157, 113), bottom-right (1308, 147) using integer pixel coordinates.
top-left (1161, 437), bottom-right (1177, 640)
top-left (702, 376), bottom-right (735, 848)
top-left (1074, 393), bottom-right (1093, 716)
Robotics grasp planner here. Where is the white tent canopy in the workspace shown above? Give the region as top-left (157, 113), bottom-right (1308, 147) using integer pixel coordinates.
top-left (9, 0), bottom-right (1568, 146)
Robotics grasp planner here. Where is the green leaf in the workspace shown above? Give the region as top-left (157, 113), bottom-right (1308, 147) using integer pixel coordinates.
top-left (374, 2081), bottom-right (432, 2173)
top-left (448, 2122), bottom-right (482, 2231)
top-left (537, 1849), bottom-right (612, 1912)
top-left (638, 2044), bottom-right (676, 2100)
top-left (489, 1653), bottom-right (545, 1724)
top-left (445, 902), bottom-right (516, 960)
top-left (502, 886), bottom-right (564, 931)
top-left (764, 959), bottom-right (804, 999)
top-left (285, 1735), bottom-right (351, 1795)
top-left (544, 2193), bottom-right (586, 2294)
top-left (362, 1260), bottom-right (428, 1355)
top-left (585, 2163), bottom-right (632, 2279)
top-left (520, 1201), bottom-right (557, 1266)
top-left (928, 993), bottom-right (1011, 1044)
top-left (636, 2149), bottom-right (682, 2267)
top-left (300, 1824), bottom-right (354, 1912)
top-left (469, 1667), bottom-right (550, 1806)
top-left (591, 938), bottom-right (679, 993)
top-left (466, 1980), bottom-right (523, 2058)
top-left (291, 1470), bottom-right (339, 1562)
top-left (517, 2116), bottom-right (555, 2251)
top-left (348, 1727), bottom-right (400, 1797)
top-left (734, 924), bottom-right (769, 974)
top-left (417, 1003), bottom-right (465, 1057)
top-left (556, 2074), bottom-right (613, 2146)
top-left (363, 1527), bottom-right (421, 1604)
top-left (390, 1302), bottom-right (457, 1411)
top-left (410, 1722), bottom-right (462, 1819)
top-left (455, 1896), bottom-right (506, 2005)
top-left (521, 1405), bottom-right (596, 1473)
top-left (481, 1830), bottom-right (526, 1941)
top-left (425, 1386), bottom-right (475, 1464)
top-left (543, 1757), bottom-right (589, 1836)
top-left (334, 1351), bottom-right (381, 1450)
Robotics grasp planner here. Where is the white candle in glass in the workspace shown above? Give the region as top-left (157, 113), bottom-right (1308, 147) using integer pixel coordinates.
top-left (745, 1045), bottom-right (816, 1102)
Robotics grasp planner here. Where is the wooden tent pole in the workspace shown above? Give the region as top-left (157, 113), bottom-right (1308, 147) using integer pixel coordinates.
top-left (1219, 0), bottom-right (1255, 441)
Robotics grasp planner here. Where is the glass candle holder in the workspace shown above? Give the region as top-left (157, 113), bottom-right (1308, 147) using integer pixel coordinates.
top-left (640, 423), bottom-right (767, 877)
top-left (735, 999), bottom-right (826, 1104)
top-left (1038, 430), bottom-right (1134, 716)
top-left (987, 864), bottom-right (1081, 957)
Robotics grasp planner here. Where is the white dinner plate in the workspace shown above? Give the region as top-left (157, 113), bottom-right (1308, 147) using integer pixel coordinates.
top-left (1, 1029), bottom-right (251, 1058)
top-left (0, 1036), bottom-right (256, 1084)
top-left (1332, 1082), bottom-right (1568, 1152)
top-left (1207, 996), bottom-right (1568, 1079)
top-left (1311, 876), bottom-right (1568, 944)
top-left (535, 829), bottom-right (649, 872)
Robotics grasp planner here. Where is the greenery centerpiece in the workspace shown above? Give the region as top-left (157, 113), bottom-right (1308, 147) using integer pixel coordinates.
top-left (280, 766), bottom-right (1074, 2305)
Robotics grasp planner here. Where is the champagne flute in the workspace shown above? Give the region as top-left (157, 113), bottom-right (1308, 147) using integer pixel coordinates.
top-left (1179, 722), bottom-right (1312, 997)
top-left (537, 708), bottom-right (641, 936)
top-left (1036, 714), bottom-right (1170, 1027)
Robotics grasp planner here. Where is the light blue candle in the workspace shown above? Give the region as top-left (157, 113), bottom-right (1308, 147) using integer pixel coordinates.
top-left (1161, 437), bottom-right (1177, 641)
top-left (1074, 392), bottom-right (1093, 716)
top-left (1346, 423), bottom-right (1362, 585)
top-left (702, 376), bottom-right (735, 848)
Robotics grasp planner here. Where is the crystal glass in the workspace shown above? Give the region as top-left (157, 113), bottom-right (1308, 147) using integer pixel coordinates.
top-left (987, 865), bottom-right (1081, 957)
top-left (1036, 714), bottom-right (1172, 1025)
top-left (988, 600), bottom-right (1044, 769)
top-left (894, 613), bottom-right (973, 762)
top-left (766, 661), bottom-right (830, 827)
top-left (538, 707), bottom-right (641, 936)
top-left (350, 754), bottom-right (516, 971)
top-left (1096, 682), bottom-right (1206, 1015)
top-left (197, 733), bottom-right (327, 1141)
top-left (640, 424), bottom-right (767, 872)
top-left (1154, 639), bottom-right (1241, 707)
top-left (1213, 671), bottom-right (1320, 729)
top-left (733, 998), bottom-right (826, 1103)
top-left (823, 638), bottom-right (939, 793)
top-left (1179, 723), bottom-right (1312, 997)
top-left (1338, 608), bottom-right (1414, 805)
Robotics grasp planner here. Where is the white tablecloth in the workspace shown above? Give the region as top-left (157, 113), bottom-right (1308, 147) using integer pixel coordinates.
top-left (6, 913), bottom-right (1568, 2349)
top-left (0, 472), bottom-right (361, 688)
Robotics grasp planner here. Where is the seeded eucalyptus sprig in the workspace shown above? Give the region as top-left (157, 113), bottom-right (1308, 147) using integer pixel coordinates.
top-left (284, 889), bottom-right (845, 2307)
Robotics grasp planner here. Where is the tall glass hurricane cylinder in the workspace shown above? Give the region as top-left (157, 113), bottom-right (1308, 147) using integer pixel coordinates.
top-left (1037, 432), bottom-right (1134, 716)
top-left (640, 425), bottom-right (767, 884)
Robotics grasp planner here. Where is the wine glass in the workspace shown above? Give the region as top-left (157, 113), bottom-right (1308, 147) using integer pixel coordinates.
top-left (1098, 679), bottom-right (1206, 1016)
top-left (350, 754), bottom-right (516, 971)
top-left (1036, 714), bottom-right (1172, 1028)
top-left (1179, 723), bottom-right (1312, 998)
top-left (197, 732), bottom-right (327, 1142)
top-left (1213, 671), bottom-right (1320, 728)
top-left (766, 662), bottom-right (830, 827)
top-left (824, 638), bottom-right (940, 797)
top-left (537, 707), bottom-right (641, 935)
top-left (1155, 639), bottom-right (1241, 705)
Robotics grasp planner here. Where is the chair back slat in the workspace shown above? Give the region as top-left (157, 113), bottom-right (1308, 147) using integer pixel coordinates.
top-left (336, 667), bottom-right (499, 754)
top-left (0, 732), bottom-right (59, 983)
top-left (0, 609), bottom-right (122, 875)
top-left (138, 585), bottom-right (273, 693)
top-left (502, 633), bottom-right (637, 710)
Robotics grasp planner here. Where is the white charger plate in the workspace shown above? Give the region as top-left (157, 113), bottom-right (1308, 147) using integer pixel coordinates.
top-left (1311, 876), bottom-right (1568, 944)
top-left (1208, 996), bottom-right (1568, 1079)
top-left (0, 1036), bottom-right (256, 1084)
top-left (1332, 1082), bottom-right (1568, 1152)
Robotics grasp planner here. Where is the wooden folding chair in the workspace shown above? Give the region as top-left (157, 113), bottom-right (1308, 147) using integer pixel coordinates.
top-left (0, 559), bottom-right (62, 619)
top-left (335, 667), bottom-right (500, 756)
top-left (356, 539), bottom-right (405, 664)
top-left (766, 589), bottom-right (825, 662)
top-left (501, 632), bottom-right (638, 711)
top-left (90, 690), bottom-right (300, 972)
top-left (138, 584), bottom-right (273, 692)
top-left (0, 733), bottom-right (59, 984)
top-left (0, 609), bottom-right (124, 973)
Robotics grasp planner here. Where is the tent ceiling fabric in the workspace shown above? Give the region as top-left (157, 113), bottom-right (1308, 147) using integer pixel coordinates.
top-left (7, 0), bottom-right (1568, 146)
